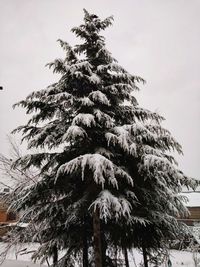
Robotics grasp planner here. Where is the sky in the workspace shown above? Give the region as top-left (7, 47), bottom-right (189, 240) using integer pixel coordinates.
top-left (0, 0), bottom-right (199, 179)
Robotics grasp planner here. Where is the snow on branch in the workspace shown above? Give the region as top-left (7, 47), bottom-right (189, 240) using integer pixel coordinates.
top-left (12, 153), bottom-right (51, 170)
top-left (62, 125), bottom-right (88, 142)
top-left (89, 90), bottom-right (110, 106)
top-left (89, 190), bottom-right (132, 222)
top-left (105, 132), bottom-right (118, 147)
top-left (78, 97), bottom-right (94, 107)
top-left (104, 83), bottom-right (138, 95)
top-left (68, 61), bottom-right (93, 75)
top-left (97, 63), bottom-right (127, 74)
top-left (113, 126), bottom-right (131, 152)
top-left (96, 47), bottom-right (114, 63)
top-left (94, 147), bottom-right (113, 159)
top-left (139, 154), bottom-right (179, 180)
top-left (24, 121), bottom-right (67, 149)
top-left (179, 173), bottom-right (199, 190)
top-left (57, 154), bottom-right (118, 188)
top-left (139, 145), bottom-right (178, 165)
top-left (133, 106), bottom-right (165, 122)
top-left (22, 83), bottom-right (60, 102)
top-left (88, 73), bottom-right (101, 84)
top-left (114, 166), bottom-right (133, 186)
top-left (72, 113), bottom-right (96, 127)
top-left (57, 153), bottom-right (133, 188)
top-left (105, 127), bottom-right (137, 155)
top-left (46, 58), bottom-right (66, 74)
top-left (139, 144), bottom-right (163, 158)
top-left (94, 109), bottom-right (114, 128)
top-left (42, 92), bottom-right (73, 104)
top-left (57, 39), bottom-right (77, 62)
top-left (144, 154), bottom-right (172, 170)
top-left (124, 121), bottom-right (183, 154)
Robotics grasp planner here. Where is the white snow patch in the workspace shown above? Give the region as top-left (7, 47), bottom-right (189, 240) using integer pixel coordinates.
top-left (0, 260), bottom-right (44, 267)
top-left (72, 113), bottom-right (96, 127)
top-left (90, 190), bottom-right (132, 222)
top-left (93, 109), bottom-right (114, 127)
top-left (62, 125), bottom-right (87, 141)
top-left (0, 242), bottom-right (197, 267)
top-left (79, 97), bottom-right (94, 106)
top-left (57, 154), bottom-right (118, 188)
top-left (89, 73), bottom-right (101, 84)
top-left (89, 90), bottom-right (110, 106)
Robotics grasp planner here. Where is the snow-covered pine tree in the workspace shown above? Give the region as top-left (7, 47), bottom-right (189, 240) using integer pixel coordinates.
top-left (11, 10), bottom-right (138, 267)
top-left (11, 9), bottom-right (198, 267)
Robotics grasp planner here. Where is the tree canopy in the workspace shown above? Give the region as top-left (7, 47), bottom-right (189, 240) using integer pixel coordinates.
top-left (9, 9), bottom-right (198, 267)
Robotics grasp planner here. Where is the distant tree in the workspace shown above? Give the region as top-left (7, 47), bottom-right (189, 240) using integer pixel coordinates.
top-left (10, 9), bottom-right (198, 267)
top-left (0, 136), bottom-right (38, 189)
top-left (0, 137), bottom-right (51, 266)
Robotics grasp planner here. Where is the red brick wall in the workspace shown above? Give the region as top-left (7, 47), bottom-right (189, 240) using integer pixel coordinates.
top-left (0, 210), bottom-right (7, 222)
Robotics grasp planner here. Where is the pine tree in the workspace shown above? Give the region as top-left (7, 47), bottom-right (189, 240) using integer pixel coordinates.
top-left (11, 9), bottom-right (198, 267)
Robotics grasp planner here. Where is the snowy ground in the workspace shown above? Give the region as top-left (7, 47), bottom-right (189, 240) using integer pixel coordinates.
top-left (129, 249), bottom-right (198, 266)
top-left (0, 242), bottom-right (198, 266)
top-left (0, 243), bottom-right (45, 267)
top-left (166, 250), bottom-right (197, 267)
top-left (0, 259), bottom-right (44, 267)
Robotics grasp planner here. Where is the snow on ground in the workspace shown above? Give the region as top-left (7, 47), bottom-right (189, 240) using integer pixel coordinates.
top-left (131, 250), bottom-right (197, 267)
top-left (0, 242), bottom-right (45, 267)
top-left (128, 250), bottom-right (196, 266)
top-left (0, 259), bottom-right (44, 267)
top-left (167, 250), bottom-right (196, 267)
top-left (0, 242), bottom-right (198, 266)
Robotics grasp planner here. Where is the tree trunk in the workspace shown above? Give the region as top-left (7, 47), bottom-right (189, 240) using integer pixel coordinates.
top-left (83, 218), bottom-right (89, 267)
top-left (101, 230), bottom-right (106, 267)
top-left (123, 248), bottom-right (129, 267)
top-left (114, 246), bottom-right (118, 267)
top-left (93, 209), bottom-right (102, 267)
top-left (52, 245), bottom-right (58, 266)
top-left (142, 245), bottom-right (148, 267)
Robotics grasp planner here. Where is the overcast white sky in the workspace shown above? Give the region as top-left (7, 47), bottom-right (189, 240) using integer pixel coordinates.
top-left (0, 0), bottom-right (199, 179)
